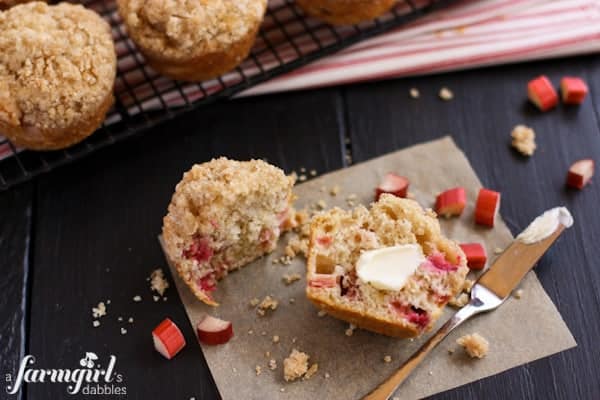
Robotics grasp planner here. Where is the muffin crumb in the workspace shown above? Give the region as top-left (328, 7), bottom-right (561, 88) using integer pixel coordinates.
top-left (439, 87), bottom-right (454, 101)
top-left (511, 125), bottom-right (536, 156)
top-left (457, 333), bottom-right (489, 358)
top-left (283, 349), bottom-right (309, 382)
top-left (513, 289), bottom-right (524, 299)
top-left (383, 355), bottom-right (392, 363)
top-left (409, 88), bottom-right (420, 99)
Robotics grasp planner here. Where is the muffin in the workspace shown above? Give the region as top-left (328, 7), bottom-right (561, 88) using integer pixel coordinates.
top-left (162, 158), bottom-right (296, 306)
top-left (117, 0), bottom-right (267, 81)
top-left (295, 0), bottom-right (397, 25)
top-left (0, 2), bottom-right (116, 151)
top-left (306, 194), bottom-right (468, 338)
top-left (0, 0), bottom-right (41, 10)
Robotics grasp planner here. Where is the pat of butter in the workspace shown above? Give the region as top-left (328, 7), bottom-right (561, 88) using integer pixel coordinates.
top-left (356, 244), bottom-right (425, 291)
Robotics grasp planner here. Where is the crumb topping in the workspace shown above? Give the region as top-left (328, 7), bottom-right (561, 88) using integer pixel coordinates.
top-left (0, 2), bottom-right (116, 130)
top-left (118, 0), bottom-right (267, 58)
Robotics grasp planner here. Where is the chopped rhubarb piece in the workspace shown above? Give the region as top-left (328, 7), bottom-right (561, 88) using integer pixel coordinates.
top-left (375, 173), bottom-right (409, 201)
top-left (196, 314), bottom-right (234, 345)
top-left (426, 252), bottom-right (458, 272)
top-left (316, 235), bottom-right (333, 247)
top-left (528, 75), bottom-right (558, 111)
top-left (183, 237), bottom-right (214, 264)
top-left (308, 274), bottom-right (337, 288)
top-left (198, 275), bottom-right (216, 292)
top-left (390, 302), bottom-right (430, 329)
top-left (566, 159), bottom-right (595, 189)
top-left (475, 188), bottom-right (501, 227)
top-left (152, 318), bottom-right (186, 360)
top-left (561, 77), bottom-right (588, 105)
top-left (459, 243), bottom-right (487, 270)
top-left (435, 187), bottom-right (466, 218)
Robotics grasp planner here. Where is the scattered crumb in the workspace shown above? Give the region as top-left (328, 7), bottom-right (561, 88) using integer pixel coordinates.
top-left (494, 247), bottom-right (504, 255)
top-left (128, 317), bottom-right (134, 323)
top-left (300, 167), bottom-right (306, 173)
top-left (324, 372), bottom-right (330, 379)
top-left (409, 88), bottom-right (420, 99)
top-left (514, 289), bottom-right (524, 299)
top-left (448, 348), bottom-right (455, 355)
top-left (346, 194), bottom-right (357, 202)
top-left (316, 199), bottom-right (327, 210)
top-left (282, 273), bottom-right (301, 285)
top-left (291, 337), bottom-right (297, 344)
top-left (457, 333), bottom-right (489, 358)
top-left (163, 297), bottom-right (167, 302)
top-left (120, 327), bottom-right (127, 335)
top-left (265, 351), bottom-right (271, 357)
top-left (289, 298), bottom-right (296, 304)
top-left (303, 363), bottom-right (318, 380)
top-left (439, 87), bottom-right (454, 101)
top-left (249, 298), bottom-right (260, 307)
top-left (255, 365), bottom-right (262, 376)
top-left (345, 324), bottom-right (356, 337)
top-left (280, 388), bottom-right (285, 393)
top-left (310, 169), bottom-right (317, 177)
top-left (261, 331), bottom-right (267, 336)
top-left (92, 302), bottom-right (106, 319)
top-left (330, 185), bottom-right (341, 196)
top-left (106, 300), bottom-right (111, 305)
top-left (511, 125), bottom-right (536, 156)
top-left (462, 279), bottom-right (475, 293)
top-left (149, 268), bottom-right (169, 296)
top-left (257, 296), bottom-right (279, 316)
top-left (248, 329), bottom-right (254, 335)
top-left (269, 359), bottom-right (277, 370)
top-left (317, 310), bottom-right (327, 318)
top-left (299, 174), bottom-right (307, 182)
top-left (92, 320), bottom-right (100, 327)
top-left (428, 371), bottom-right (433, 376)
top-left (383, 355), bottom-right (392, 363)
top-left (283, 349), bottom-right (309, 382)
top-left (118, 316), bottom-right (123, 322)
top-left (449, 292), bottom-right (470, 308)
top-left (273, 335), bottom-right (280, 343)
top-left (133, 295), bottom-right (142, 302)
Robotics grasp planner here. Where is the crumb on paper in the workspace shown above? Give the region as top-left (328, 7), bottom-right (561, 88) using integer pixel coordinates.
top-left (462, 278), bottom-right (475, 293)
top-left (303, 363), bottom-right (318, 380)
top-left (292, 337), bottom-right (297, 344)
top-left (280, 388), bottom-right (285, 393)
top-left (92, 320), bottom-right (100, 328)
top-left (261, 331), bottom-right (267, 336)
top-left (255, 365), bottom-right (262, 376)
top-left (316, 199), bottom-right (327, 210)
top-left (268, 359), bottom-right (277, 370)
top-left (457, 333), bottom-right (489, 358)
top-left (133, 295), bottom-right (142, 302)
top-left (289, 298), bottom-right (296, 304)
top-left (265, 351), bottom-right (271, 357)
top-left (120, 327), bottom-right (127, 335)
top-left (324, 372), bottom-right (330, 379)
top-left (448, 348), bottom-right (455, 355)
top-left (330, 185), bottom-right (341, 196)
top-left (494, 247), bottom-right (504, 255)
top-left (282, 273), bottom-right (301, 285)
top-left (383, 355), bottom-right (392, 363)
top-left (449, 292), bottom-right (470, 308)
top-left (273, 335), bottom-right (280, 343)
top-left (439, 87), bottom-right (454, 101)
top-left (409, 88), bottom-right (420, 99)
top-left (249, 298), bottom-right (260, 307)
top-left (428, 371), bottom-right (433, 376)
top-left (345, 324), bottom-right (356, 337)
top-left (511, 125), bottom-right (536, 156)
top-left (317, 310), bottom-right (327, 317)
top-left (248, 329), bottom-right (254, 335)
top-left (257, 296), bottom-right (278, 316)
top-left (514, 289), bottom-right (524, 299)
top-left (92, 302), bottom-right (106, 318)
top-left (283, 349), bottom-right (309, 382)
top-left (149, 268), bottom-right (169, 296)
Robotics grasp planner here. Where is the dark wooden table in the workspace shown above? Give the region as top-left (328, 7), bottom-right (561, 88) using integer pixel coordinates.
top-left (2, 54), bottom-right (600, 400)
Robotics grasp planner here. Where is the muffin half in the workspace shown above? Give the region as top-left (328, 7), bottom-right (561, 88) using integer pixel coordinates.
top-left (162, 158), bottom-right (296, 305)
top-left (306, 194), bottom-right (468, 338)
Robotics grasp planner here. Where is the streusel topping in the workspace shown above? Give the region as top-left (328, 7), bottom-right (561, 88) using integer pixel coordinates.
top-left (0, 2), bottom-right (116, 130)
top-left (119, 0), bottom-right (267, 58)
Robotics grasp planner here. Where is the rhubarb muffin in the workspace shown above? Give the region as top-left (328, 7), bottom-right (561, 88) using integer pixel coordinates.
top-left (162, 158), bottom-right (296, 306)
top-left (0, 2), bottom-right (116, 150)
top-left (306, 194), bottom-right (468, 338)
top-left (0, 0), bottom-right (41, 10)
top-left (117, 0), bottom-right (267, 81)
top-left (296, 0), bottom-right (396, 25)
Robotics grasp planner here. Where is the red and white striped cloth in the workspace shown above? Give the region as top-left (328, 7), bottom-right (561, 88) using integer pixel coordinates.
top-left (2, 0), bottom-right (599, 161)
top-left (242, 0), bottom-right (600, 96)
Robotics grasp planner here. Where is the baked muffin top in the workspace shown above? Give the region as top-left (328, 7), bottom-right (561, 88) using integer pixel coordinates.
top-left (0, 0), bottom-right (40, 10)
top-left (0, 2), bottom-right (116, 132)
top-left (118, 0), bottom-right (267, 60)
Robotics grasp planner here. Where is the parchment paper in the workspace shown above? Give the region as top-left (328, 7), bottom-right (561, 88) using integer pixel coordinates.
top-left (162, 137), bottom-right (576, 400)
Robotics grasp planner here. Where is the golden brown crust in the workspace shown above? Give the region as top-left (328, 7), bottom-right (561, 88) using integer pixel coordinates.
top-left (0, 0), bottom-right (40, 10)
top-left (117, 0), bottom-right (266, 81)
top-left (296, 0), bottom-right (396, 25)
top-left (0, 2), bottom-right (116, 150)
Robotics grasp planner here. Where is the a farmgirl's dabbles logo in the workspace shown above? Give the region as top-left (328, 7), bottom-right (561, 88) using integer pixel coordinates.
top-left (5, 352), bottom-right (126, 395)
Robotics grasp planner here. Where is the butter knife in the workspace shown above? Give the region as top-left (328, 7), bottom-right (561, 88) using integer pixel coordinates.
top-left (362, 207), bottom-right (573, 400)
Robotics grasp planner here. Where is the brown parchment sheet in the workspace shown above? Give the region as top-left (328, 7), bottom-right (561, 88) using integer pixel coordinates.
top-left (161, 137), bottom-right (576, 400)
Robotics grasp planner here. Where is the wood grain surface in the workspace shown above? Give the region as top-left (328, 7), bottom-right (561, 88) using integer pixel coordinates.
top-left (0, 54), bottom-right (598, 400)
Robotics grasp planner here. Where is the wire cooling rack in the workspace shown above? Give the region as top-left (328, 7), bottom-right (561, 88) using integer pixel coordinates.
top-left (0, 0), bottom-right (454, 190)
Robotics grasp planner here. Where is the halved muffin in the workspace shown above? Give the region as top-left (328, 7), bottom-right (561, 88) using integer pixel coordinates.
top-left (162, 158), bottom-right (296, 305)
top-left (306, 194), bottom-right (468, 338)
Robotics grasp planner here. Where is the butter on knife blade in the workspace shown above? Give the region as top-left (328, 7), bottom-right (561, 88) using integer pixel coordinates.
top-left (478, 207), bottom-right (573, 299)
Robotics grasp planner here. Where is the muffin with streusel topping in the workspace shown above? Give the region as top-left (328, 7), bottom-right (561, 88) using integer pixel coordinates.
top-left (117, 0), bottom-right (267, 81)
top-left (162, 158), bottom-right (297, 306)
top-left (296, 0), bottom-right (397, 25)
top-left (0, 2), bottom-right (116, 150)
top-left (0, 0), bottom-right (41, 10)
